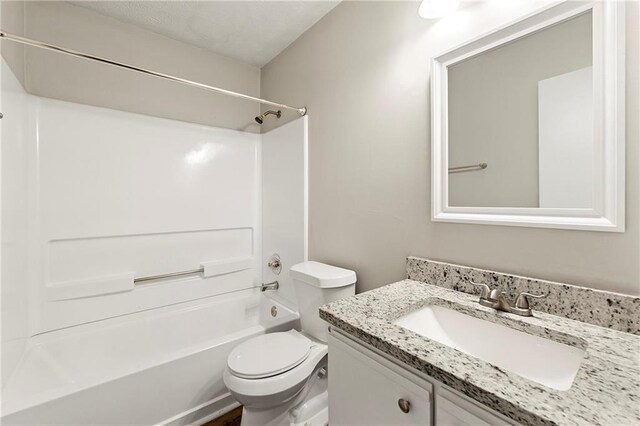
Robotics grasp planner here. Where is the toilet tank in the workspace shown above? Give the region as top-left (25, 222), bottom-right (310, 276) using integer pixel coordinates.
top-left (290, 261), bottom-right (356, 343)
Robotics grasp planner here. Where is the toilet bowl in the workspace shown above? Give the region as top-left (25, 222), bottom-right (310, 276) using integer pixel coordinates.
top-left (223, 261), bottom-right (356, 426)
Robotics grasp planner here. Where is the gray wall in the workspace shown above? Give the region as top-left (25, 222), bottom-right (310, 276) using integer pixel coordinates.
top-left (261, 1), bottom-right (640, 296)
top-left (1, 1), bottom-right (262, 132)
top-left (448, 12), bottom-right (592, 207)
top-left (0, 1), bottom-right (25, 88)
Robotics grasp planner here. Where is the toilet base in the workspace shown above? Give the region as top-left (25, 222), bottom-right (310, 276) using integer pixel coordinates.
top-left (239, 357), bottom-right (329, 426)
top-left (290, 391), bottom-right (328, 426)
top-left (240, 391), bottom-right (327, 426)
top-left (294, 406), bottom-right (328, 426)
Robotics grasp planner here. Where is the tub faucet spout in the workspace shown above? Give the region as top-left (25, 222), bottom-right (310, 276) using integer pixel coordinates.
top-left (261, 281), bottom-right (279, 292)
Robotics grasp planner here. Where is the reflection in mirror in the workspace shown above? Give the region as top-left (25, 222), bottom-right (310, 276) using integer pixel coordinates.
top-left (447, 12), bottom-right (593, 208)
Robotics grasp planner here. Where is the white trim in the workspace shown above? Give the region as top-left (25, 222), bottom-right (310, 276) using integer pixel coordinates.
top-left (431, 0), bottom-right (625, 232)
top-left (303, 116), bottom-right (309, 262)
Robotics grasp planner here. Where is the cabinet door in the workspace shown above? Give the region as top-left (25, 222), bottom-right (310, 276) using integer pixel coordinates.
top-left (329, 333), bottom-right (432, 426)
top-left (436, 388), bottom-right (515, 426)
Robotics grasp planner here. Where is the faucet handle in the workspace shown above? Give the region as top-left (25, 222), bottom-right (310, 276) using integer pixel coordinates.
top-left (514, 292), bottom-right (547, 309)
top-left (470, 282), bottom-right (491, 298)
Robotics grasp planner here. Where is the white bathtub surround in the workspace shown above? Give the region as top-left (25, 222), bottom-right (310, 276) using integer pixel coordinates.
top-left (30, 97), bottom-right (261, 333)
top-left (1, 62), bottom-right (309, 424)
top-left (1, 60), bottom-right (32, 387)
top-left (406, 257), bottom-right (640, 334)
top-left (262, 118), bottom-right (308, 307)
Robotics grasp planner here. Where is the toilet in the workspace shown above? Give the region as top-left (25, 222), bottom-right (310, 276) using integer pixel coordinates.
top-left (223, 261), bottom-right (356, 426)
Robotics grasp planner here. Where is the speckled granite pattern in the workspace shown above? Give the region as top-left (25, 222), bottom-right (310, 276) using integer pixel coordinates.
top-left (407, 257), bottom-right (640, 334)
top-left (320, 281), bottom-right (640, 426)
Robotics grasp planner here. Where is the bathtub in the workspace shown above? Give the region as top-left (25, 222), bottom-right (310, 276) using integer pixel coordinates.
top-left (1, 289), bottom-right (299, 425)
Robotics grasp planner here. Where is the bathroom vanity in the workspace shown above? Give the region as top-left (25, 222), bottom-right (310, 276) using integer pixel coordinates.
top-left (321, 258), bottom-right (640, 426)
top-left (328, 329), bottom-right (517, 426)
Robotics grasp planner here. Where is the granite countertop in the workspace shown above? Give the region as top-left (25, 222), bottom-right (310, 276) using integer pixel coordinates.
top-left (320, 280), bottom-right (640, 426)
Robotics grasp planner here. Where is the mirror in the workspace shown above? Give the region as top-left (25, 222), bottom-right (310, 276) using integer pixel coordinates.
top-left (431, 1), bottom-right (625, 231)
top-left (449, 12), bottom-right (592, 208)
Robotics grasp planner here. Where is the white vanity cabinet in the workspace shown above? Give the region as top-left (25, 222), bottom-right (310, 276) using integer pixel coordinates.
top-left (435, 388), bottom-right (514, 426)
top-left (328, 330), bottom-right (518, 426)
top-left (329, 331), bottom-right (433, 425)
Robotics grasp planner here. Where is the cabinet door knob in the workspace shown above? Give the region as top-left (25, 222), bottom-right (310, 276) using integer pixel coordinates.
top-left (398, 398), bottom-right (411, 413)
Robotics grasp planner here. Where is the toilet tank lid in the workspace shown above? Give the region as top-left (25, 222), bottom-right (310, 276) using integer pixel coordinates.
top-left (290, 261), bottom-right (356, 288)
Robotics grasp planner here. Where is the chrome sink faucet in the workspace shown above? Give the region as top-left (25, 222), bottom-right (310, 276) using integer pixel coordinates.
top-left (471, 282), bottom-right (546, 317)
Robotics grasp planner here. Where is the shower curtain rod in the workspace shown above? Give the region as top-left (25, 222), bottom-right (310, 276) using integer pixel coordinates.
top-left (0, 31), bottom-right (307, 116)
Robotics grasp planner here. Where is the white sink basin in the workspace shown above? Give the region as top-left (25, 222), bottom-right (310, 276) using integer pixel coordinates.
top-left (393, 305), bottom-right (585, 390)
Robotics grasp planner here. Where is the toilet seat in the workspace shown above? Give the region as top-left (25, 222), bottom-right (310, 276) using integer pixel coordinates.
top-left (224, 332), bottom-right (328, 400)
top-left (228, 331), bottom-right (312, 379)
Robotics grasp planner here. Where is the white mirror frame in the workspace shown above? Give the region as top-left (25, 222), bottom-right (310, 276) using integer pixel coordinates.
top-left (431, 1), bottom-right (625, 232)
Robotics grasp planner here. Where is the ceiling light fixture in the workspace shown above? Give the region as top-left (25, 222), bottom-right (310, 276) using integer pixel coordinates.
top-left (418, 0), bottom-right (461, 19)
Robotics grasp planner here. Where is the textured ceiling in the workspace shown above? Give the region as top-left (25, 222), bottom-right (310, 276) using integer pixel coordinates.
top-left (69, 1), bottom-right (340, 67)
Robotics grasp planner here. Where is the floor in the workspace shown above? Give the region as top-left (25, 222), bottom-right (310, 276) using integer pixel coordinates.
top-left (203, 406), bottom-right (243, 426)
